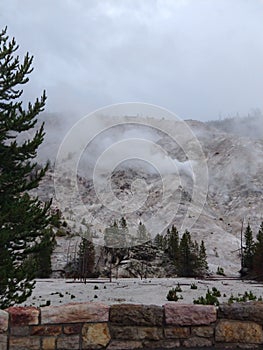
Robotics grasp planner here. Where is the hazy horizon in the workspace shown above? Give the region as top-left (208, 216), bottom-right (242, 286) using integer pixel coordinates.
top-left (1, 0), bottom-right (263, 121)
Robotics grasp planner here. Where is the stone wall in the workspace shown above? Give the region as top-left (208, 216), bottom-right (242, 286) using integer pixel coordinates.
top-left (1, 302), bottom-right (263, 349)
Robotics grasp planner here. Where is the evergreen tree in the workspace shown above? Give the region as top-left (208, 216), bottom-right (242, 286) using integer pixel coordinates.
top-left (136, 221), bottom-right (150, 245)
top-left (104, 221), bottom-right (128, 281)
top-left (165, 228), bottom-right (171, 252)
top-left (178, 230), bottom-right (200, 277)
top-left (78, 229), bottom-right (95, 283)
top-left (162, 233), bottom-right (168, 251)
top-left (192, 240), bottom-right (200, 274)
top-left (243, 223), bottom-right (255, 271)
top-left (0, 27), bottom-right (55, 308)
top-left (120, 216), bottom-right (127, 229)
top-left (178, 231), bottom-right (192, 276)
top-left (197, 240), bottom-right (209, 276)
top-left (35, 229), bottom-right (55, 278)
top-left (154, 233), bottom-right (165, 250)
top-left (119, 216), bottom-right (128, 246)
top-left (167, 225), bottom-right (179, 263)
top-left (252, 222), bottom-right (263, 279)
top-left (104, 220), bottom-right (126, 248)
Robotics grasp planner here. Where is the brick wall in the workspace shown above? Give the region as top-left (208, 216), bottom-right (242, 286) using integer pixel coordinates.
top-left (1, 301), bottom-right (263, 349)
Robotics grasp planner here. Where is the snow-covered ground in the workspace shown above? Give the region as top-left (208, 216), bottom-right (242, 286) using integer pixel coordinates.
top-left (22, 277), bottom-right (263, 307)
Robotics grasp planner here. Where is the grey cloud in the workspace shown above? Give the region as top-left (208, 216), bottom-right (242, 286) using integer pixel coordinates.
top-left (0, 0), bottom-right (262, 120)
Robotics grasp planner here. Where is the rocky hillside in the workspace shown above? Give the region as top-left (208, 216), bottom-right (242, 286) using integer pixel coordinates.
top-left (35, 115), bottom-right (263, 276)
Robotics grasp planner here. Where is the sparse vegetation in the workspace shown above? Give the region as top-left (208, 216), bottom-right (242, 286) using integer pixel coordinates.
top-left (211, 286), bottom-right (221, 297)
top-left (40, 300), bottom-right (51, 307)
top-left (166, 288), bottom-right (183, 302)
top-left (193, 288), bottom-right (221, 306)
top-left (216, 266), bottom-right (225, 276)
top-left (228, 291), bottom-right (262, 303)
top-left (56, 228), bottom-right (68, 237)
top-left (174, 283), bottom-right (182, 292)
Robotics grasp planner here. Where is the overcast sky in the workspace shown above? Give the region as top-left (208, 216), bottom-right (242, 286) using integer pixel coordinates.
top-left (1, 0), bottom-right (263, 121)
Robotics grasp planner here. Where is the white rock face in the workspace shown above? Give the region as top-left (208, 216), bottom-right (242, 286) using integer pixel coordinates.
top-left (35, 116), bottom-right (263, 275)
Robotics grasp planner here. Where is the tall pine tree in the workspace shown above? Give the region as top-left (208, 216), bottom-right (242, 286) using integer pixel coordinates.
top-left (177, 231), bottom-right (208, 277)
top-left (0, 27), bottom-right (54, 308)
top-left (136, 221), bottom-right (149, 245)
top-left (167, 225), bottom-right (179, 263)
top-left (243, 223), bottom-right (255, 271)
top-left (178, 230), bottom-right (196, 277)
top-left (197, 240), bottom-right (209, 276)
top-left (78, 229), bottom-right (95, 283)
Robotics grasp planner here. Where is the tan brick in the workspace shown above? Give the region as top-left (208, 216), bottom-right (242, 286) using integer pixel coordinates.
top-left (110, 325), bottom-right (138, 340)
top-left (143, 339), bottom-right (181, 349)
top-left (9, 336), bottom-right (40, 350)
top-left (192, 325), bottom-right (214, 338)
top-left (216, 320), bottom-right (263, 344)
top-left (183, 336), bottom-right (213, 347)
top-left (63, 323), bottom-right (82, 334)
top-left (0, 334), bottom-right (7, 350)
top-left (10, 326), bottom-right (29, 336)
top-left (110, 325), bottom-right (163, 341)
top-left (57, 335), bottom-right (80, 350)
top-left (107, 340), bottom-right (143, 349)
top-left (164, 326), bottom-right (190, 339)
top-left (30, 325), bottom-right (62, 336)
top-left (82, 323), bottom-right (110, 349)
top-left (42, 337), bottom-right (56, 350)
top-left (215, 343), bottom-right (261, 349)
top-left (137, 327), bottom-right (163, 340)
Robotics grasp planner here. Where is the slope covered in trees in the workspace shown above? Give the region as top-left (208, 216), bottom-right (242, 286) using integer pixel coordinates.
top-left (241, 222), bottom-right (263, 280)
top-left (155, 227), bottom-right (208, 277)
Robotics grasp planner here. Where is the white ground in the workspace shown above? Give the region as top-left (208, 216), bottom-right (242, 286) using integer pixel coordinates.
top-left (22, 277), bottom-right (263, 307)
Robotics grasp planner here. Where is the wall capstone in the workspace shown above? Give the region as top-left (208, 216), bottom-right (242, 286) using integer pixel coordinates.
top-left (7, 306), bottom-right (39, 326)
top-left (218, 301), bottom-right (263, 323)
top-left (110, 304), bottom-right (163, 326)
top-left (164, 303), bottom-right (217, 325)
top-left (0, 310), bottom-right (8, 333)
top-left (41, 302), bottom-right (109, 324)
